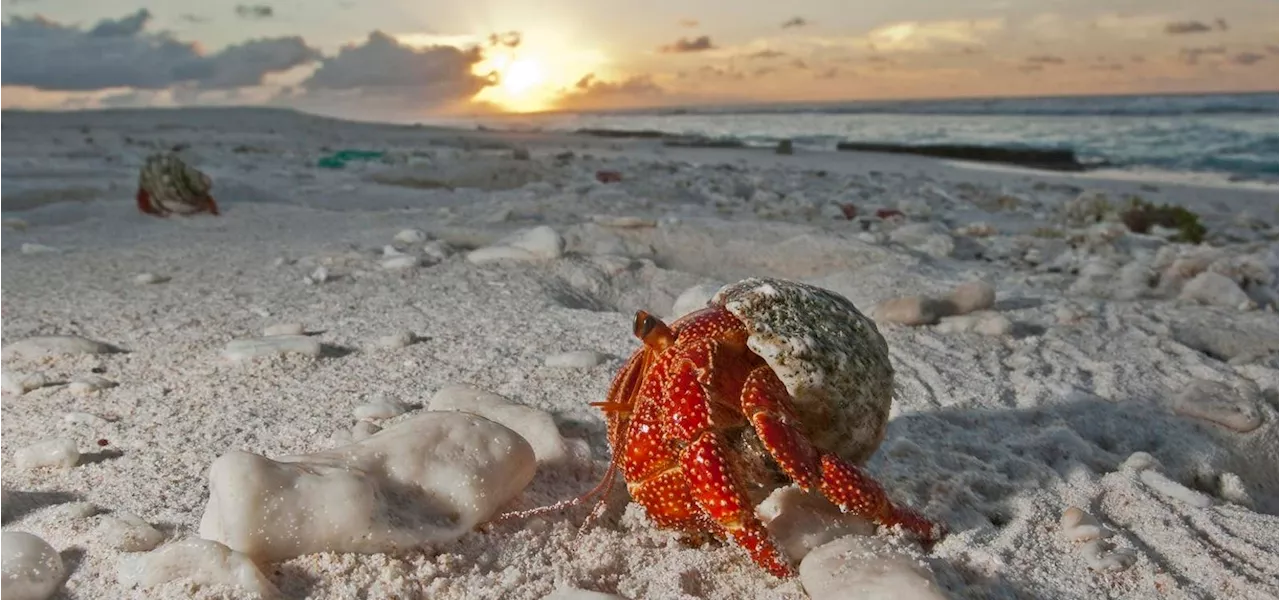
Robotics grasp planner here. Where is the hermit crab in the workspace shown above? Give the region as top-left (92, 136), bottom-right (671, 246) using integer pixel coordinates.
top-left (508, 277), bottom-right (944, 577)
top-left (136, 152), bottom-right (220, 217)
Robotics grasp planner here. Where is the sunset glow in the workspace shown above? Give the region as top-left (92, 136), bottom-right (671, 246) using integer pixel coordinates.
top-left (471, 36), bottom-right (608, 113)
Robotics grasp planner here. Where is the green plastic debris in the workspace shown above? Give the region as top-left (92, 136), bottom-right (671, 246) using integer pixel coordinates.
top-left (317, 150), bottom-right (386, 169)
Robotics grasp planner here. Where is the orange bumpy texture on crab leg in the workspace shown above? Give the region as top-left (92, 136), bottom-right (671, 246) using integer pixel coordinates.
top-left (741, 360), bottom-right (945, 546)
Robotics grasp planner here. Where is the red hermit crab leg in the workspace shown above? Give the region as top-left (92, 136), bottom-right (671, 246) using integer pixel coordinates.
top-left (741, 365), bottom-right (944, 546)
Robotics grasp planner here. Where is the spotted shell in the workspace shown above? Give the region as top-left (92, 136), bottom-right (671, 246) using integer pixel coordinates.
top-left (138, 152), bottom-right (214, 215)
top-left (712, 277), bottom-right (893, 465)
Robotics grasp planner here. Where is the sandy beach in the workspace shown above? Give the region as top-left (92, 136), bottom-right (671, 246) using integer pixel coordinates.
top-left (1, 107), bottom-right (1277, 600)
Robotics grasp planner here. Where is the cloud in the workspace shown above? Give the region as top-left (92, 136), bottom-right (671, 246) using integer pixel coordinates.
top-left (866, 18), bottom-right (1004, 52)
top-left (679, 19), bottom-right (699, 28)
top-left (1164, 20), bottom-right (1218, 35)
top-left (0, 10), bottom-right (320, 91)
top-left (1265, 45), bottom-right (1278, 56)
top-left (815, 67), bottom-right (839, 79)
top-left (487, 31), bottom-right (521, 48)
top-left (557, 73), bottom-right (663, 110)
top-left (1177, 45), bottom-right (1225, 65)
top-left (659, 35), bottom-right (715, 53)
top-left (1025, 54), bottom-right (1065, 65)
top-left (747, 49), bottom-right (786, 59)
top-left (180, 14), bottom-right (210, 24)
top-left (1230, 52), bottom-right (1266, 66)
top-left (292, 31), bottom-right (489, 116)
top-left (782, 17), bottom-right (807, 29)
top-left (235, 4), bottom-right (274, 20)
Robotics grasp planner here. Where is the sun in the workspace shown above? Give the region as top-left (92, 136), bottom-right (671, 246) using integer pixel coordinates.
top-left (470, 35), bottom-right (606, 113)
top-left (501, 58), bottom-right (545, 96)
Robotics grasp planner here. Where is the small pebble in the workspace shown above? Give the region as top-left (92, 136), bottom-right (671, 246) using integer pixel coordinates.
top-left (307, 266), bottom-right (329, 284)
top-left (1059, 506), bottom-right (1111, 541)
top-left (223, 336), bottom-right (322, 362)
top-left (14, 438), bottom-right (79, 470)
top-left (467, 226), bottom-right (564, 264)
top-left (670, 282), bottom-right (724, 319)
top-left (544, 350), bottom-right (606, 369)
top-left (1120, 451), bottom-right (1160, 472)
top-left (375, 331), bottom-right (415, 349)
top-left (1139, 470), bottom-right (1214, 508)
top-left (1217, 472), bottom-right (1253, 507)
top-left (1079, 539), bottom-right (1137, 572)
top-left (68, 375), bottom-right (116, 396)
top-left (799, 535), bottom-right (946, 600)
top-left (946, 281), bottom-right (996, 314)
top-left (381, 255), bottom-right (420, 270)
top-left (543, 588), bottom-right (630, 600)
top-left (1171, 379), bottom-right (1262, 432)
top-left (2, 335), bottom-right (114, 360)
top-left (63, 411), bottom-right (110, 427)
top-left (353, 400), bottom-right (408, 420)
top-left (263, 323), bottom-right (305, 337)
top-left (116, 538), bottom-right (279, 597)
top-left (133, 272), bottom-right (170, 285)
top-left (1, 531), bottom-right (65, 600)
top-left (59, 502), bottom-right (101, 519)
top-left (394, 229), bottom-right (428, 244)
top-left (2, 218), bottom-right (29, 230)
top-left (351, 421), bottom-right (382, 441)
top-left (591, 215), bottom-right (656, 228)
top-left (428, 383), bottom-right (568, 464)
top-left (422, 240), bottom-right (453, 262)
top-left (1179, 271), bottom-right (1253, 309)
top-left (872, 296), bottom-right (949, 326)
top-left (382, 245), bottom-right (404, 257)
top-left (99, 513), bottom-right (165, 552)
top-left (20, 243), bottom-right (59, 254)
top-left (1054, 303), bottom-right (1088, 324)
top-left (2, 371), bottom-right (49, 396)
top-left (973, 314), bottom-right (1013, 336)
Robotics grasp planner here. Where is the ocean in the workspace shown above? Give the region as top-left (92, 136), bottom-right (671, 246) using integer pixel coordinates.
top-left (473, 92), bottom-right (1278, 185)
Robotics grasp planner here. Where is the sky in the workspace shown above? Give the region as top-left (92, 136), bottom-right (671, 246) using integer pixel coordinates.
top-left (1, 0), bottom-right (1276, 119)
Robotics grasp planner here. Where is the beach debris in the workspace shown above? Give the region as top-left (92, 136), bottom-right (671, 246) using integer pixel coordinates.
top-left (14, 438), bottom-right (79, 470)
top-left (1178, 272), bottom-right (1253, 310)
top-left (1080, 539), bottom-right (1138, 572)
top-left (20, 243), bottom-right (59, 254)
top-left (798, 536), bottom-right (946, 600)
top-left (393, 229), bottom-right (428, 245)
top-left (669, 282), bottom-right (725, 319)
top-left (544, 588), bottom-right (630, 600)
top-left (117, 538), bottom-right (279, 598)
top-left (316, 149), bottom-right (385, 169)
top-left (520, 278), bottom-right (942, 578)
top-left (595, 170), bottom-right (623, 184)
top-left (99, 513), bottom-right (165, 552)
top-left (197, 411), bottom-right (535, 561)
top-left (381, 255), bottom-right (420, 270)
top-left (375, 331), bottom-right (415, 349)
top-left (136, 152), bottom-right (219, 216)
top-left (757, 485), bottom-right (874, 563)
top-left (222, 335), bottom-right (322, 362)
top-left (875, 208), bottom-right (905, 220)
top-left (1059, 506), bottom-right (1111, 542)
top-left (1, 531), bottom-right (66, 600)
top-left (2, 335), bottom-right (115, 360)
top-left (1171, 379), bottom-right (1262, 432)
top-left (544, 350), bottom-right (607, 369)
top-left (2, 218), bottom-right (29, 230)
top-left (873, 281), bottom-right (997, 327)
top-left (590, 215), bottom-right (657, 229)
top-left (353, 397), bottom-right (408, 420)
top-left (2, 371), bottom-right (50, 396)
top-left (466, 226), bottom-right (565, 264)
top-left (262, 323), bottom-right (305, 337)
top-left (68, 375), bottom-right (117, 396)
top-left (133, 272), bottom-right (170, 285)
top-left (775, 139), bottom-right (794, 155)
top-left (428, 384), bottom-right (569, 464)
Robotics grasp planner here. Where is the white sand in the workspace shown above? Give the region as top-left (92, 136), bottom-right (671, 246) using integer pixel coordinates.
top-left (2, 107), bottom-right (1277, 599)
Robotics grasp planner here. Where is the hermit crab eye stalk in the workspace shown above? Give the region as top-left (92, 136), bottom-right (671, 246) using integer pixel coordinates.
top-left (633, 311), bottom-right (675, 351)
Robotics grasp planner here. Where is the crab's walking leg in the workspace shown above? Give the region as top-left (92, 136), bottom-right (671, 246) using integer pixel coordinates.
top-left (136, 188), bottom-right (163, 216)
top-left (203, 195), bottom-right (220, 215)
top-left (742, 365), bottom-right (945, 547)
top-left (666, 356), bottom-right (794, 578)
top-left (681, 431), bottom-right (794, 577)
